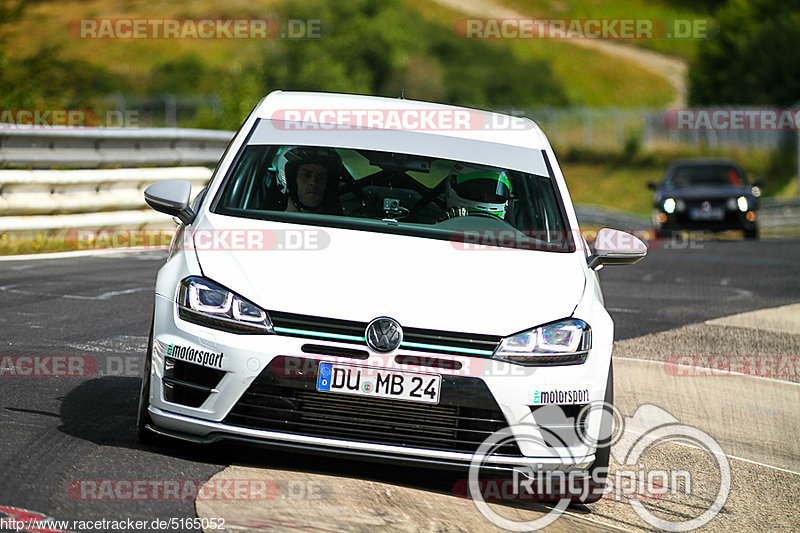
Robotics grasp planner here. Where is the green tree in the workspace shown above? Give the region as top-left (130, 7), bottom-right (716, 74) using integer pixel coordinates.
top-left (259, 0), bottom-right (568, 108)
top-left (0, 0), bottom-right (26, 107)
top-left (263, 0), bottom-right (422, 96)
top-left (689, 0), bottom-right (800, 106)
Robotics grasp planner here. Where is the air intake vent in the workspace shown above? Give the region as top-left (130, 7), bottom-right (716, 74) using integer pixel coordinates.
top-left (163, 358), bottom-right (225, 408)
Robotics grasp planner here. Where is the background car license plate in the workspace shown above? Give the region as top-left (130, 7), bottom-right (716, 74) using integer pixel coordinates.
top-left (317, 362), bottom-right (441, 404)
top-left (689, 207), bottom-right (724, 220)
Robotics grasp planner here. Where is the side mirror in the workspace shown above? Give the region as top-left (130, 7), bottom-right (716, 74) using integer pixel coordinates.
top-left (587, 228), bottom-right (647, 270)
top-left (144, 180), bottom-right (196, 225)
top-left (751, 178), bottom-right (763, 198)
top-left (646, 182), bottom-right (658, 191)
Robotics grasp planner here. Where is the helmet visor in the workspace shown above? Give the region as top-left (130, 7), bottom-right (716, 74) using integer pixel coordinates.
top-left (453, 172), bottom-right (511, 203)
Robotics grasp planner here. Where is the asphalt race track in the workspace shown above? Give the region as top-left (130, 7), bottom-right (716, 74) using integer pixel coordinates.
top-left (1, 237), bottom-right (798, 532)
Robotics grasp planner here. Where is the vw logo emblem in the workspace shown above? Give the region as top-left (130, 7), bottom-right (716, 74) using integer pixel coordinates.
top-left (365, 317), bottom-right (403, 353)
top-left (702, 201), bottom-right (711, 211)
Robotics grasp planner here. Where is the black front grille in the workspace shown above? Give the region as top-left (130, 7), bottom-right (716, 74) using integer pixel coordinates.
top-left (685, 199), bottom-right (726, 209)
top-left (270, 311), bottom-right (365, 339)
top-left (269, 311), bottom-right (501, 356)
top-left (224, 356), bottom-right (520, 456)
top-left (394, 355), bottom-right (463, 371)
top-left (301, 344), bottom-right (369, 360)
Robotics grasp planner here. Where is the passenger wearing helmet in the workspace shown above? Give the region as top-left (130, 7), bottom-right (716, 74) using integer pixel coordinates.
top-left (444, 163), bottom-right (512, 219)
top-left (275, 146), bottom-right (343, 214)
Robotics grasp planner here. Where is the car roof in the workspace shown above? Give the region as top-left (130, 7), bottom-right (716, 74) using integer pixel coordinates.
top-left (253, 91), bottom-right (550, 151)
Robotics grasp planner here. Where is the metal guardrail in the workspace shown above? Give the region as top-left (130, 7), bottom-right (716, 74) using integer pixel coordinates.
top-left (0, 127), bottom-right (234, 168)
top-left (759, 198), bottom-right (800, 230)
top-left (0, 127), bottom-right (232, 233)
top-left (0, 167), bottom-right (213, 232)
top-left (0, 166), bottom-right (212, 214)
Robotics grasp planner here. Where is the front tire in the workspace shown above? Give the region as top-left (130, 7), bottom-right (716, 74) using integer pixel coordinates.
top-left (578, 362), bottom-right (614, 504)
top-left (136, 320), bottom-right (162, 445)
top-left (744, 226), bottom-right (759, 239)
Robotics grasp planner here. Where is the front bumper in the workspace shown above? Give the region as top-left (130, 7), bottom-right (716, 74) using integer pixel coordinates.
top-left (146, 292), bottom-right (611, 471)
top-left (653, 208), bottom-right (757, 232)
top-left (148, 407), bottom-right (592, 472)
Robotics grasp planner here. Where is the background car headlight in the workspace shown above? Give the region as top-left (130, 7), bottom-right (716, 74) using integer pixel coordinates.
top-left (178, 276), bottom-right (273, 334)
top-left (663, 198), bottom-right (676, 214)
top-left (737, 196), bottom-right (749, 212)
top-left (493, 318), bottom-right (591, 366)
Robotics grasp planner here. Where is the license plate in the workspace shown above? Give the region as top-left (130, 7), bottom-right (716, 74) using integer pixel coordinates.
top-left (689, 207), bottom-right (724, 220)
top-left (317, 362), bottom-right (441, 404)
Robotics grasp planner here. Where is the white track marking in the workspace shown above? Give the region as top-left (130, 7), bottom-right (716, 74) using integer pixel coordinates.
top-left (0, 284), bottom-right (149, 301)
top-left (615, 356), bottom-right (800, 387)
top-left (0, 248), bottom-right (158, 262)
top-left (621, 427), bottom-right (800, 477)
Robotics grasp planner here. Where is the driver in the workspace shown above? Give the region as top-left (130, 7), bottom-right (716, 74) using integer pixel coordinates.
top-left (444, 163), bottom-right (512, 219)
top-left (276, 146), bottom-right (343, 214)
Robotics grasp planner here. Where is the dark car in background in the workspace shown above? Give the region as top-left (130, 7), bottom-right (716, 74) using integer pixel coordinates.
top-left (649, 159), bottom-right (761, 239)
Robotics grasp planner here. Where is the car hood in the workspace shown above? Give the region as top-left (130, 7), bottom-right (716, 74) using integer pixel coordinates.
top-left (658, 185), bottom-right (750, 200)
top-left (191, 214), bottom-right (586, 336)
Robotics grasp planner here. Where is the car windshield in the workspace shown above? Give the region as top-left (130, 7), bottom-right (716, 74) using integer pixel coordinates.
top-left (211, 120), bottom-right (574, 252)
top-left (663, 164), bottom-right (746, 189)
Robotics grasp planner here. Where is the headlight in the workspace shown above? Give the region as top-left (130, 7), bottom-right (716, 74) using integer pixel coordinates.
top-left (177, 276), bottom-right (273, 334)
top-left (737, 196), bottom-right (749, 212)
top-left (663, 198), bottom-right (676, 214)
top-left (493, 318), bottom-right (591, 366)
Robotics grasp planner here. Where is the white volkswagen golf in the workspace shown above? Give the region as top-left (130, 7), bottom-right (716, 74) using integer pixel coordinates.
top-left (138, 91), bottom-right (646, 502)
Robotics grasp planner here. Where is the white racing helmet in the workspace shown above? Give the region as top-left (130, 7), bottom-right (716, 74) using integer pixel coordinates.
top-left (445, 163), bottom-right (512, 218)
